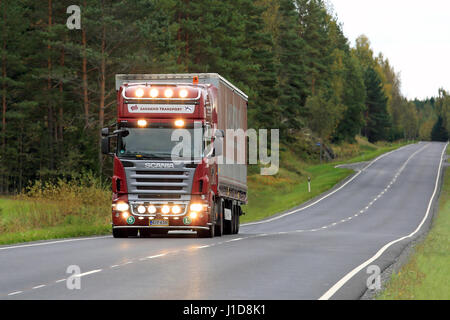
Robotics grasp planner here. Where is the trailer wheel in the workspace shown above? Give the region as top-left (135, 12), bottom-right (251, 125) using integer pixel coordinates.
top-left (233, 206), bottom-right (240, 235)
top-left (223, 203), bottom-right (233, 235)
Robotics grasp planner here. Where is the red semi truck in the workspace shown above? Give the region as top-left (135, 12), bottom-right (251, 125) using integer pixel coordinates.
top-left (101, 74), bottom-right (248, 238)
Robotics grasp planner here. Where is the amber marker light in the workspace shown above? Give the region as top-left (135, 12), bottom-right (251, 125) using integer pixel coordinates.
top-left (137, 119), bottom-right (147, 127)
top-left (174, 119), bottom-right (185, 127)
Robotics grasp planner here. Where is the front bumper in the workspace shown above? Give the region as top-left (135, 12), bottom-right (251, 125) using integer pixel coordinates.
top-left (112, 225), bottom-right (210, 230)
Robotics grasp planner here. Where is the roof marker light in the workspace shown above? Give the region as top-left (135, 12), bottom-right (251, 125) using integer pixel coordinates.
top-left (164, 88), bottom-right (173, 98)
top-left (179, 89), bottom-right (188, 98)
top-left (135, 88), bottom-right (144, 98)
top-left (150, 88), bottom-right (159, 98)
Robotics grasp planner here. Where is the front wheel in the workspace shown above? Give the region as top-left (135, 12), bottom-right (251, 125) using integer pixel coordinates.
top-left (112, 228), bottom-right (127, 238)
top-left (198, 223), bottom-right (215, 238)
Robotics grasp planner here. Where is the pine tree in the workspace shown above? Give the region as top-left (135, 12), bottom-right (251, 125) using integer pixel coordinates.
top-left (276, 0), bottom-right (306, 135)
top-left (364, 66), bottom-right (391, 142)
top-left (241, 0), bottom-right (280, 129)
top-left (431, 115), bottom-right (448, 142)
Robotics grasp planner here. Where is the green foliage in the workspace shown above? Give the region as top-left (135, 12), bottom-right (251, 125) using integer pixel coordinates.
top-left (431, 116), bottom-right (448, 142)
top-left (363, 66), bottom-right (391, 142)
top-left (0, 0), bottom-right (439, 194)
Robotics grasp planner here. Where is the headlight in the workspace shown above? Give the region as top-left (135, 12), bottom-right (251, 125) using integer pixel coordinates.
top-left (148, 205), bottom-right (157, 214)
top-left (190, 203), bottom-right (203, 212)
top-left (172, 205), bottom-right (181, 214)
top-left (161, 205), bottom-right (170, 214)
top-left (137, 205), bottom-right (146, 214)
top-left (116, 202), bottom-right (129, 212)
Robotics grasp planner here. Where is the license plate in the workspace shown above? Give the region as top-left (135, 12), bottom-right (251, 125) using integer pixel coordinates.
top-left (149, 219), bottom-right (169, 226)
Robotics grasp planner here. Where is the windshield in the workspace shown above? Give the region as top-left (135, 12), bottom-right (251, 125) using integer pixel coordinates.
top-left (117, 124), bottom-right (203, 160)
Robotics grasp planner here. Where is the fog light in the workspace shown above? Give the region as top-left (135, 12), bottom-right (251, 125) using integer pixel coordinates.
top-left (189, 212), bottom-right (198, 219)
top-left (161, 205), bottom-right (170, 214)
top-left (122, 211), bottom-right (129, 219)
top-left (137, 205), bottom-right (146, 214)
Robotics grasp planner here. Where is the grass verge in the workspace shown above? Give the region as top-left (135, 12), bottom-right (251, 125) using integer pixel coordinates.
top-left (376, 146), bottom-right (449, 300)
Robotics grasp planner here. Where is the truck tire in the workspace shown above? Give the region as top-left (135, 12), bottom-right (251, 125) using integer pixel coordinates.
top-left (223, 203), bottom-right (233, 235)
top-left (112, 228), bottom-right (127, 238)
top-left (214, 200), bottom-right (223, 237)
top-left (233, 206), bottom-right (240, 234)
top-left (198, 223), bottom-right (215, 238)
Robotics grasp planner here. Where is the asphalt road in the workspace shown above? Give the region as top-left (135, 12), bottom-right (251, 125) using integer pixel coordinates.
top-left (0, 142), bottom-right (447, 300)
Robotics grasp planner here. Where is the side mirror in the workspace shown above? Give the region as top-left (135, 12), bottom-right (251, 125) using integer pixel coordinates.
top-left (101, 137), bottom-right (110, 155)
top-left (101, 127), bottom-right (109, 137)
top-left (213, 136), bottom-right (223, 157)
top-left (214, 129), bottom-right (225, 138)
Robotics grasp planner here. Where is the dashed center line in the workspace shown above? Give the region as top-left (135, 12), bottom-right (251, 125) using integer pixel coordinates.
top-left (32, 285), bottom-right (46, 290)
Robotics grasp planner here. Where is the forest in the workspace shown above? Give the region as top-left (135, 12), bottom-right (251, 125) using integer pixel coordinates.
top-left (1, 0), bottom-right (449, 193)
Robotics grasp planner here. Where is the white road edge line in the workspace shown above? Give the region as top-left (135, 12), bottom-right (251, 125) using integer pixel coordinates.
top-left (241, 144), bottom-right (413, 227)
top-left (319, 142), bottom-right (448, 300)
top-left (0, 236), bottom-right (111, 251)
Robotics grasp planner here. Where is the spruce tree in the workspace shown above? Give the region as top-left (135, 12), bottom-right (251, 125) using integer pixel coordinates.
top-left (431, 115), bottom-right (448, 142)
top-left (364, 66), bottom-right (391, 142)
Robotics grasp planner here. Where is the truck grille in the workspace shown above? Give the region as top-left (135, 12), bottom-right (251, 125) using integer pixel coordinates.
top-left (123, 160), bottom-right (196, 201)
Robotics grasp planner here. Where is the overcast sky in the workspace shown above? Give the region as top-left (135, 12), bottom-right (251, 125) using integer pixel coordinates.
top-left (328, 0), bottom-right (450, 100)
